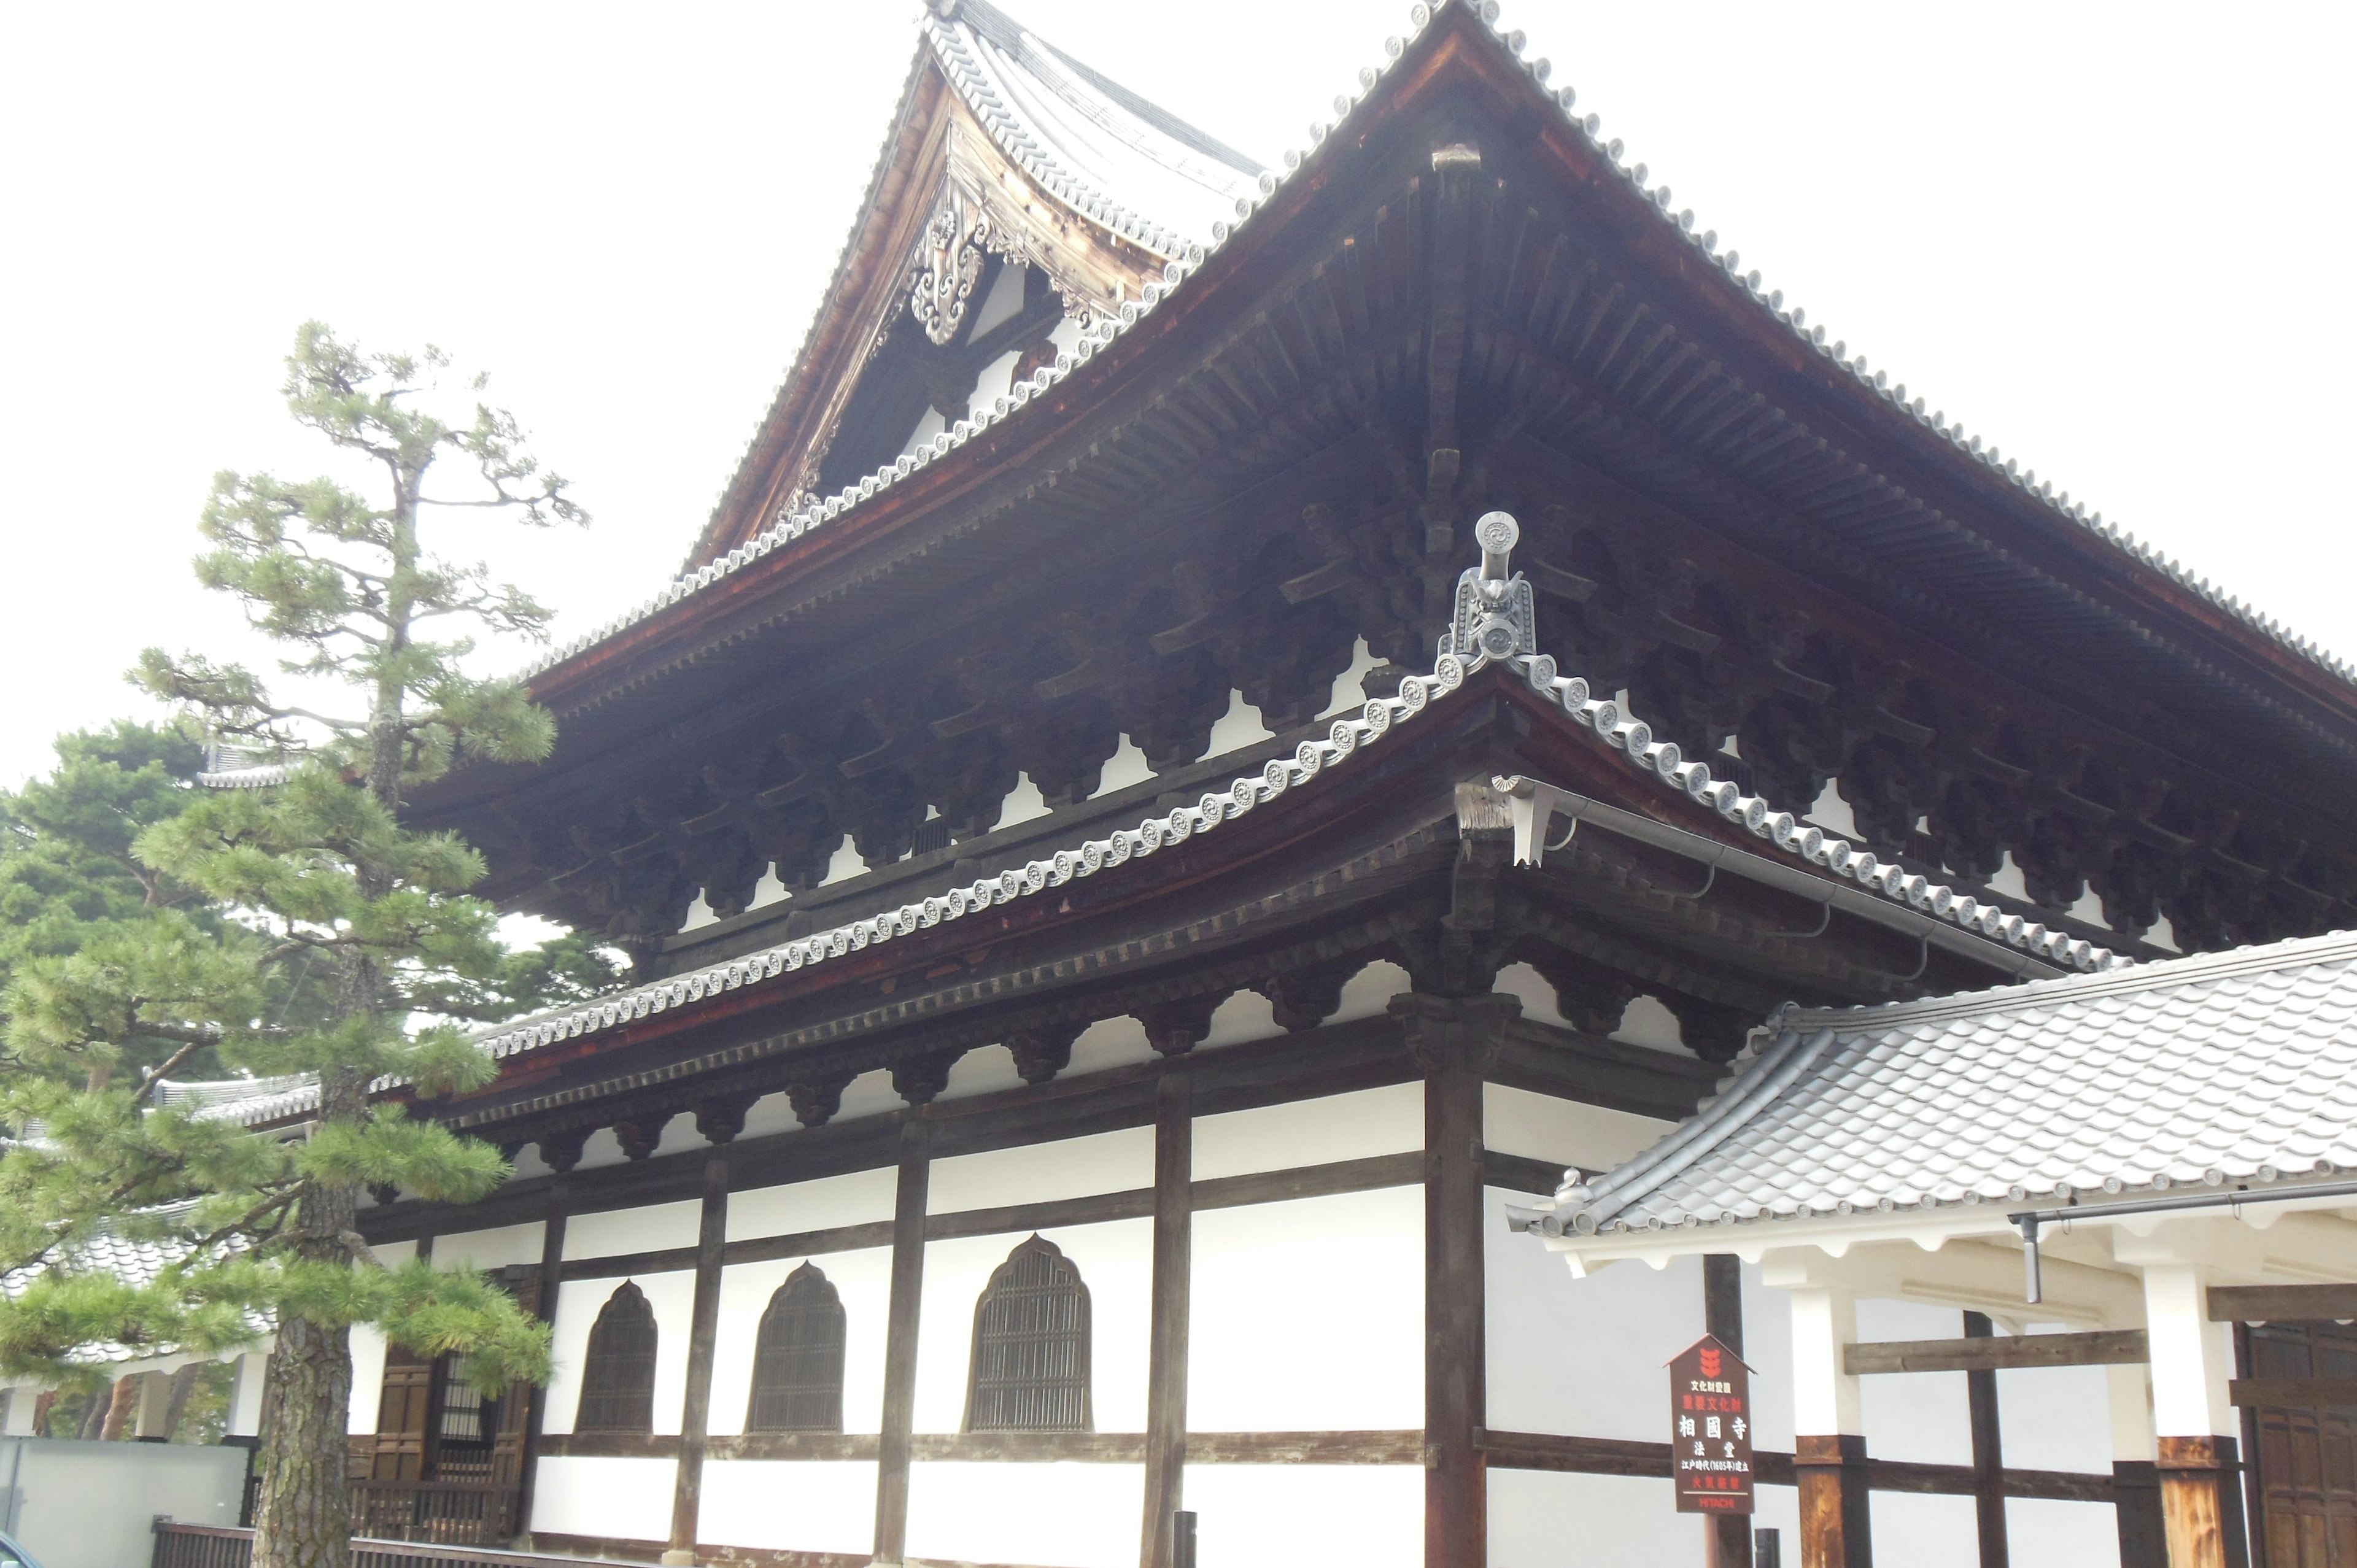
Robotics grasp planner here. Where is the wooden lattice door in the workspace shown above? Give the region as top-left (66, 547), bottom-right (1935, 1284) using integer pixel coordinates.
top-left (964, 1235), bottom-right (1091, 1433)
top-left (2247, 1322), bottom-right (2357, 1567)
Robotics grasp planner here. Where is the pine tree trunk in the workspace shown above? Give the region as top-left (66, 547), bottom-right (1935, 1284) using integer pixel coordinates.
top-left (252, 1065), bottom-right (366, 1568)
top-left (251, 1308), bottom-right (355, 1568)
top-left (99, 1372), bottom-right (139, 1439)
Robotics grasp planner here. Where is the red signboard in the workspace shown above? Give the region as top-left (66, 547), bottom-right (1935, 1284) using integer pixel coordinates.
top-left (1668, 1334), bottom-right (1754, 1515)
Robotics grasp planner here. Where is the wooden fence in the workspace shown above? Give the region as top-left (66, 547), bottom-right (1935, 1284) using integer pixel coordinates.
top-left (152, 1523), bottom-right (614, 1568)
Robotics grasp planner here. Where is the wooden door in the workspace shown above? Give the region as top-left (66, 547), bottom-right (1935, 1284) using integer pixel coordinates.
top-left (370, 1345), bottom-right (435, 1481)
top-left (2247, 1323), bottom-right (2357, 1567)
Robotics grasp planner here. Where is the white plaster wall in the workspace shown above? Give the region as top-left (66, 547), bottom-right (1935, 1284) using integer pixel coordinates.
top-left (527, 1454), bottom-right (675, 1543)
top-left (1485, 1218), bottom-right (1702, 1442)
top-left (2006, 1497), bottom-right (2121, 1568)
top-left (913, 1218), bottom-right (1153, 1433)
top-left (726, 1165), bottom-right (898, 1243)
top-left (348, 1323), bottom-right (389, 1435)
top-left (927, 1126), bottom-right (1156, 1215)
top-left (562, 1198), bottom-right (701, 1261)
top-left (1185, 1463), bottom-right (1422, 1568)
top-left (1488, 1466), bottom-right (1803, 1568)
top-left (541, 1272), bottom-right (696, 1435)
top-left (1192, 1083), bottom-right (1423, 1181)
top-left (906, 1462), bottom-right (1142, 1568)
top-left (346, 1238), bottom-right (412, 1434)
top-left (1070, 1014), bottom-right (1157, 1075)
top-left (1491, 962), bottom-right (1566, 1027)
top-left (1329, 959), bottom-right (1413, 1024)
top-left (1190, 1187), bottom-right (1422, 1431)
top-left (1198, 990), bottom-right (1279, 1051)
top-left (940, 1042), bottom-right (1027, 1101)
top-left (1870, 1491), bottom-right (1978, 1568)
top-left (706, 1247), bottom-right (892, 1437)
top-left (837, 1067), bottom-right (904, 1122)
top-left (735, 1089), bottom-right (803, 1143)
top-left (700, 1459), bottom-right (879, 1555)
top-left (571, 1126), bottom-right (629, 1172)
top-left (1996, 1359), bottom-right (2118, 1473)
top-left (1481, 1084), bottom-right (1671, 1174)
top-left (433, 1221), bottom-right (542, 1272)
top-left (1857, 1297), bottom-right (1973, 1466)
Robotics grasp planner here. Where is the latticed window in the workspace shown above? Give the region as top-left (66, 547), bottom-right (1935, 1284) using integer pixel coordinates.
top-left (746, 1264), bottom-right (848, 1433)
top-left (964, 1235), bottom-right (1091, 1433)
top-left (434, 1355), bottom-right (497, 1446)
top-left (575, 1281), bottom-right (658, 1434)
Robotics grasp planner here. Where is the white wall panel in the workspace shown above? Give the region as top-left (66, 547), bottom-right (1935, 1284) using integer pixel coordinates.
top-left (2005, 1497), bottom-right (2121, 1568)
top-left (1190, 1188), bottom-right (1421, 1431)
top-left (527, 1454), bottom-right (675, 1543)
top-left (725, 1165), bottom-right (897, 1243)
top-left (1857, 1297), bottom-right (1972, 1466)
top-left (700, 1459), bottom-right (877, 1554)
top-left (705, 1247), bottom-right (892, 1437)
top-left (541, 1271), bottom-right (695, 1435)
top-left (1329, 959), bottom-right (1413, 1023)
top-left (1488, 1467), bottom-right (1756, 1567)
top-left (562, 1199), bottom-right (700, 1261)
top-left (1868, 1490), bottom-right (1978, 1568)
top-left (433, 1221), bottom-right (542, 1272)
top-left (1185, 1463), bottom-right (1420, 1568)
top-left (1486, 1210), bottom-right (1700, 1441)
top-left (1069, 1015), bottom-right (1157, 1075)
top-left (347, 1323), bottom-right (387, 1435)
top-left (1997, 1360), bottom-right (2118, 1474)
top-left (1191, 1084), bottom-right (1422, 1182)
top-left (1481, 1084), bottom-right (1671, 1174)
top-left (906, 1462), bottom-right (1141, 1568)
top-left (913, 1219), bottom-right (1153, 1434)
top-left (836, 1067), bottom-right (904, 1122)
top-left (927, 1127), bottom-right (1155, 1216)
top-left (735, 1090), bottom-right (802, 1143)
top-left (940, 1043), bottom-right (1026, 1101)
top-left (1198, 991), bottom-right (1279, 1051)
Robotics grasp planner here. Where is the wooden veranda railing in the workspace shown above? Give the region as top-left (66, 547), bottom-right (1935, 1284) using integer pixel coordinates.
top-left (349, 1478), bottom-right (523, 1546)
top-left (152, 1523), bottom-right (598, 1568)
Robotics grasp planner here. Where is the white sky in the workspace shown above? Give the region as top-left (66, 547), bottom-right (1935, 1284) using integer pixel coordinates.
top-left (3, 1), bottom-right (2351, 790)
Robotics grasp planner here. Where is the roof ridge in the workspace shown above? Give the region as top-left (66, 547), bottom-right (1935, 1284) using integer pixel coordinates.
top-left (1778, 924), bottom-right (2357, 1033)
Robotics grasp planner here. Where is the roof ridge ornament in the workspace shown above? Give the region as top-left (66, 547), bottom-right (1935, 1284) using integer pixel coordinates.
top-left (1447, 510), bottom-right (1536, 667)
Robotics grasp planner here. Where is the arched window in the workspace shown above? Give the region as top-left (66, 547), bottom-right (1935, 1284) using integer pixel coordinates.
top-left (964, 1235), bottom-right (1091, 1433)
top-left (746, 1264), bottom-right (847, 1433)
top-left (575, 1281), bottom-right (658, 1434)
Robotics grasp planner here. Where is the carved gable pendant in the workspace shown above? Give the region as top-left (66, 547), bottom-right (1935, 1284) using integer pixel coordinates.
top-left (911, 186), bottom-right (988, 347)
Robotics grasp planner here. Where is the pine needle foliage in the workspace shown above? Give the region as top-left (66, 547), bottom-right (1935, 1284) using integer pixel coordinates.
top-left (0, 323), bottom-right (616, 1568)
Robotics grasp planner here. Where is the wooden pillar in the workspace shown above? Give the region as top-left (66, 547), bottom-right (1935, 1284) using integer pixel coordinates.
top-left (2105, 1357), bottom-right (2165, 1567)
top-left (1961, 1312), bottom-right (2008, 1568)
top-left (1140, 1067), bottom-right (1194, 1568)
top-left (1704, 1256), bottom-right (1751, 1568)
top-left (873, 1118), bottom-right (932, 1567)
top-left (1393, 992), bottom-right (1517, 1568)
top-left (2142, 1264), bottom-right (2248, 1568)
top-left (1790, 1289), bottom-right (1870, 1568)
top-left (664, 1149), bottom-right (732, 1565)
top-left (511, 1175), bottom-right (570, 1545)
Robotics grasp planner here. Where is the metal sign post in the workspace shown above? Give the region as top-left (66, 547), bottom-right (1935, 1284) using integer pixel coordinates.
top-left (1669, 1334), bottom-right (1756, 1518)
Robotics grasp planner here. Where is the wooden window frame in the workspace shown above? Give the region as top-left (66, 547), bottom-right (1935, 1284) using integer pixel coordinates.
top-left (574, 1280), bottom-right (659, 1435)
top-left (962, 1234), bottom-right (1093, 1435)
top-left (746, 1262), bottom-right (849, 1435)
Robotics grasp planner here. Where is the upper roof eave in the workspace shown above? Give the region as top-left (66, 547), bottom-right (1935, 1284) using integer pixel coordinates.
top-left (533, 0), bottom-right (2357, 741)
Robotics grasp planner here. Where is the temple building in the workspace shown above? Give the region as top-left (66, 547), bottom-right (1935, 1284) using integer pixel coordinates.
top-left (46, 2), bottom-right (2357, 1566)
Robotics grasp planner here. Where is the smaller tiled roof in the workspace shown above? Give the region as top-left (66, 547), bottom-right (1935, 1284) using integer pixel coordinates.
top-left (1547, 928), bottom-right (2357, 1235)
top-left (1, 1205), bottom-right (265, 1365)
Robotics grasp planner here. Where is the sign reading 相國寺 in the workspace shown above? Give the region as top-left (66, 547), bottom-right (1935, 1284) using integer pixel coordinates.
top-left (1668, 1334), bottom-right (1754, 1515)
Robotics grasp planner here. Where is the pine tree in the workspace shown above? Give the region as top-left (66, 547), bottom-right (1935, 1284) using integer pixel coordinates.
top-left (0, 323), bottom-right (616, 1568)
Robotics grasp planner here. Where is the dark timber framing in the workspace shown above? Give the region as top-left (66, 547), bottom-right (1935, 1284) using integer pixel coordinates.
top-left (1140, 1067), bottom-right (1192, 1568)
top-left (872, 1118), bottom-right (930, 1567)
top-left (1703, 1255), bottom-right (1749, 1568)
top-left (665, 1149), bottom-right (730, 1562)
top-left (1962, 1312), bottom-right (2008, 1568)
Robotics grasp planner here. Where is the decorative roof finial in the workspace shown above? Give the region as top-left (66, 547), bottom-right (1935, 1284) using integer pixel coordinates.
top-left (1447, 510), bottom-right (1535, 666)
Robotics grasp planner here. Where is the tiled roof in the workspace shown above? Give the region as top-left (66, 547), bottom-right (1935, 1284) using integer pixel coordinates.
top-left (198, 512), bottom-right (2115, 1133)
top-left (1, 1205), bottom-right (264, 1365)
top-left (528, 0), bottom-right (2354, 697)
top-left (1544, 927), bottom-right (2357, 1236)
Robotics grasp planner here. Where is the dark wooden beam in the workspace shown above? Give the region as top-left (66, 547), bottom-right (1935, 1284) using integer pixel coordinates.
top-left (1476, 1431), bottom-right (2113, 1503)
top-left (2229, 1377), bottom-right (2357, 1408)
top-left (1140, 1068), bottom-right (1192, 1568)
top-left (1963, 1312), bottom-right (2008, 1568)
top-left (510, 1177), bottom-right (570, 1542)
top-left (1398, 993), bottom-right (1513, 1568)
top-left (667, 1151), bottom-right (730, 1562)
top-left (1795, 1434), bottom-right (1874, 1568)
top-left (1703, 1257), bottom-right (1750, 1568)
top-left (2207, 1283), bottom-right (2357, 1323)
top-left (2157, 1434), bottom-right (2250, 1568)
top-left (1844, 1329), bottom-right (2147, 1375)
top-left (872, 1120), bottom-right (929, 1566)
